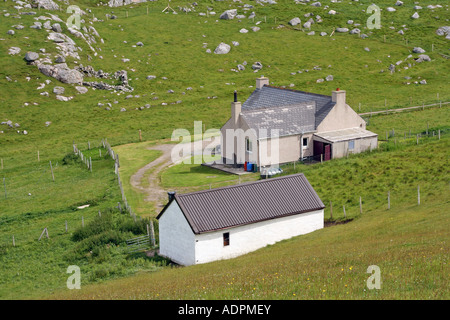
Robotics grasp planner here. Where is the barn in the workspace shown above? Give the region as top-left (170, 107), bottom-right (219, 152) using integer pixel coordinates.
top-left (157, 173), bottom-right (325, 266)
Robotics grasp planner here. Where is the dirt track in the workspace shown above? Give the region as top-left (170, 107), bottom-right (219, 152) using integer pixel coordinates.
top-left (129, 138), bottom-right (220, 213)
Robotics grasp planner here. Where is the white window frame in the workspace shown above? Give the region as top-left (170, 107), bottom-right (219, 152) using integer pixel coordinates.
top-left (302, 137), bottom-right (308, 149)
top-left (246, 138), bottom-right (252, 153)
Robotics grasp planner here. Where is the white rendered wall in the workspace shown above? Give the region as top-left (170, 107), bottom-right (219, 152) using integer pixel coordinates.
top-left (158, 201), bottom-right (196, 266)
top-left (194, 209), bottom-right (324, 265)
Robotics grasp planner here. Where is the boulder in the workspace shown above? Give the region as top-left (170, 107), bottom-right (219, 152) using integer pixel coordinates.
top-left (416, 54), bottom-right (431, 62)
top-left (25, 51), bottom-right (39, 62)
top-left (214, 42), bottom-right (231, 54)
top-left (51, 23), bottom-right (62, 33)
top-left (33, 0), bottom-right (59, 10)
top-left (252, 62), bottom-right (263, 70)
top-left (289, 17), bottom-right (301, 26)
top-left (75, 86), bottom-right (88, 94)
top-left (220, 9), bottom-right (237, 20)
top-left (38, 63), bottom-right (84, 84)
top-left (413, 47), bottom-right (426, 53)
top-left (8, 47), bottom-right (21, 55)
top-left (53, 86), bottom-right (65, 95)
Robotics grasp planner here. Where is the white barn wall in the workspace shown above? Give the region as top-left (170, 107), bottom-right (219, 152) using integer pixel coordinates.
top-left (158, 201), bottom-right (196, 266)
top-left (194, 209), bottom-right (324, 265)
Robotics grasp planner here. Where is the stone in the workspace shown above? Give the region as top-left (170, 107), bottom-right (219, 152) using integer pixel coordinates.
top-left (336, 28), bottom-right (349, 33)
top-left (232, 41), bottom-right (239, 46)
top-left (411, 12), bottom-right (420, 19)
top-left (56, 95), bottom-right (73, 102)
top-left (307, 31), bottom-right (315, 36)
top-left (37, 63), bottom-right (84, 84)
top-left (240, 28), bottom-right (249, 33)
top-left (51, 23), bottom-right (62, 33)
top-left (350, 28), bottom-right (361, 34)
top-left (395, 1), bottom-right (403, 6)
top-left (53, 86), bottom-right (65, 95)
top-left (325, 75), bottom-right (334, 81)
top-left (75, 86), bottom-right (88, 94)
top-left (328, 10), bottom-right (336, 15)
top-left (289, 17), bottom-right (301, 26)
top-left (386, 7), bottom-right (396, 12)
top-left (214, 42), bottom-right (231, 54)
top-left (416, 54), bottom-right (431, 62)
top-left (146, 75), bottom-right (156, 80)
top-left (252, 62), bottom-right (263, 70)
top-left (311, 2), bottom-right (321, 7)
top-left (420, 80), bottom-right (427, 85)
top-left (220, 9), bottom-right (237, 20)
top-left (320, 32), bottom-right (327, 36)
top-left (251, 27), bottom-right (260, 32)
top-left (303, 21), bottom-right (312, 29)
top-left (25, 52), bottom-right (39, 62)
top-left (8, 47), bottom-right (21, 55)
top-left (136, 42), bottom-right (144, 46)
top-left (364, 47), bottom-right (370, 52)
top-left (413, 47), bottom-right (426, 53)
top-left (55, 55), bottom-right (65, 63)
top-left (7, 30), bottom-right (15, 35)
top-left (316, 78), bottom-right (324, 83)
top-left (34, 0), bottom-right (60, 10)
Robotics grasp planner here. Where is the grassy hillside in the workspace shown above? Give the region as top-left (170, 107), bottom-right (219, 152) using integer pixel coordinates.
top-left (0, 0), bottom-right (448, 299)
top-left (51, 137), bottom-right (450, 300)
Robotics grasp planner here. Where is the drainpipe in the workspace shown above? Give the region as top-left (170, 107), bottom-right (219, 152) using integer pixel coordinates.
top-left (300, 132), bottom-right (303, 161)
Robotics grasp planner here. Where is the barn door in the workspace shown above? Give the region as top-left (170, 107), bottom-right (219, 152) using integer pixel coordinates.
top-left (324, 144), bottom-right (331, 161)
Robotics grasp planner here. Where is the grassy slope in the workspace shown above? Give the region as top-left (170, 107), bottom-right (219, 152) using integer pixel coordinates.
top-left (51, 138), bottom-right (450, 300)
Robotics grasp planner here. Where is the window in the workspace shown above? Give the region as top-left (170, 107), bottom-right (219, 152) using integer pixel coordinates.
top-left (246, 138), bottom-right (252, 153)
top-left (223, 232), bottom-right (230, 246)
top-left (302, 137), bottom-right (308, 148)
top-left (348, 140), bottom-right (355, 150)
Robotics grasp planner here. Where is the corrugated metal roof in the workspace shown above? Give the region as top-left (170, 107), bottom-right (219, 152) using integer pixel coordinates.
top-left (158, 173), bottom-right (325, 234)
top-left (241, 103), bottom-right (317, 139)
top-left (241, 85), bottom-right (335, 129)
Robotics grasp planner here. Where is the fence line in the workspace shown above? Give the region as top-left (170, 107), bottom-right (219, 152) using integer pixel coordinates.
top-left (359, 101), bottom-right (449, 117)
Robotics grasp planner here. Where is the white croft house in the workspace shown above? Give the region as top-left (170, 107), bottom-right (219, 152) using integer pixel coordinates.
top-left (220, 76), bottom-right (378, 168)
top-left (157, 173), bottom-right (325, 266)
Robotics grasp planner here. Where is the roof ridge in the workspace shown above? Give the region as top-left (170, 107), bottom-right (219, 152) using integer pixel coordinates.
top-left (241, 102), bottom-right (315, 114)
top-left (263, 85), bottom-right (332, 99)
top-left (177, 173), bottom-right (307, 198)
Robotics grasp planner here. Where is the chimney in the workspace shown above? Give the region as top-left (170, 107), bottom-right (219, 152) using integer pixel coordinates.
top-left (231, 90), bottom-right (241, 126)
top-left (256, 76), bottom-right (269, 90)
top-left (332, 88), bottom-right (346, 106)
top-left (168, 191), bottom-right (176, 202)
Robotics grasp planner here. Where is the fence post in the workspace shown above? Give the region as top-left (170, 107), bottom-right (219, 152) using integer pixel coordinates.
top-left (65, 220), bottom-right (68, 232)
top-left (359, 196), bottom-right (362, 214)
top-left (12, 235), bottom-right (15, 247)
top-left (38, 150), bottom-right (40, 162)
top-left (387, 191), bottom-right (390, 210)
top-left (150, 220), bottom-right (156, 247)
top-left (417, 185), bottom-right (420, 205)
top-left (49, 161), bottom-right (55, 181)
top-left (82, 216), bottom-right (84, 228)
top-left (343, 205), bottom-right (346, 219)
top-left (3, 177), bottom-right (6, 199)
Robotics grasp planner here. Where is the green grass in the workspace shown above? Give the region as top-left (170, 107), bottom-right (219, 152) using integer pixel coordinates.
top-left (0, 0), bottom-right (449, 299)
top-left (49, 138), bottom-right (450, 300)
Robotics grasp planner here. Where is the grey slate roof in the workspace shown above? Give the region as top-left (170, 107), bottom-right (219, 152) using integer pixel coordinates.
top-left (241, 85), bottom-right (336, 134)
top-left (158, 173), bottom-right (325, 234)
top-left (241, 103), bottom-right (316, 139)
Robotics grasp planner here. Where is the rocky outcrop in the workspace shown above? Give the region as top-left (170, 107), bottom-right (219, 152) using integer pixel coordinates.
top-left (37, 63), bottom-right (84, 84)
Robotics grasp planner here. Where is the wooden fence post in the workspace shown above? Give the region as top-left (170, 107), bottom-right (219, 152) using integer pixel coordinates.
top-left (1, 158), bottom-right (3, 169)
top-left (38, 150), bottom-right (40, 162)
top-left (139, 129), bottom-right (142, 142)
top-left (65, 220), bottom-right (68, 233)
top-left (359, 196), bottom-right (362, 214)
top-left (388, 191), bottom-right (390, 210)
top-left (343, 205), bottom-right (346, 219)
top-left (12, 235), bottom-right (15, 247)
top-left (49, 161), bottom-right (55, 181)
top-left (150, 220), bottom-right (156, 247)
top-left (82, 216), bottom-right (84, 228)
top-left (417, 185), bottom-right (420, 205)
top-left (3, 177), bottom-right (6, 199)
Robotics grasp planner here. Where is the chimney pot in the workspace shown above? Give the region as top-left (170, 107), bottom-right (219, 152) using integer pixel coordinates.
top-left (168, 191), bottom-right (176, 202)
top-left (234, 90), bottom-right (237, 102)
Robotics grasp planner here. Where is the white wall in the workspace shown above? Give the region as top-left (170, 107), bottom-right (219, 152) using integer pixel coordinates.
top-left (194, 209), bottom-right (324, 265)
top-left (158, 201), bottom-right (196, 266)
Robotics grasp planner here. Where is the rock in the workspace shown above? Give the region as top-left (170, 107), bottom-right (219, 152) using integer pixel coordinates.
top-left (436, 26), bottom-right (450, 39)
top-left (350, 28), bottom-right (361, 34)
top-left (413, 47), bottom-right (426, 53)
top-left (51, 23), bottom-right (62, 33)
top-left (220, 9), bottom-right (237, 20)
top-left (55, 55), bottom-right (65, 63)
top-left (311, 2), bottom-right (321, 7)
top-left (237, 64), bottom-right (245, 71)
top-left (364, 47), bottom-right (370, 52)
top-left (252, 62), bottom-right (263, 70)
top-left (56, 95), bottom-right (73, 102)
top-left (214, 42), bottom-right (231, 54)
top-left (336, 28), bottom-right (349, 33)
top-left (398, 30), bottom-right (404, 35)
top-left (320, 32), bottom-right (327, 36)
top-left (386, 7), bottom-right (396, 12)
top-left (411, 12), bottom-right (420, 19)
top-left (75, 86), bottom-right (88, 94)
top-left (120, 107), bottom-right (127, 112)
top-left (316, 78), bottom-right (324, 83)
top-left (325, 75), bottom-right (334, 81)
top-left (347, 20), bottom-right (354, 25)
top-left (416, 54), bottom-right (431, 62)
top-left (414, 6), bottom-right (422, 10)
top-left (240, 28), bottom-right (249, 34)
top-left (420, 80), bottom-right (427, 85)
top-left (303, 21), bottom-right (312, 29)
top-left (53, 86), bottom-right (65, 95)
top-left (307, 31), bottom-right (315, 36)
top-left (8, 47), bottom-right (21, 55)
top-left (395, 1), bottom-right (403, 6)
top-left (232, 41), bottom-right (239, 46)
top-left (37, 63), bottom-right (84, 84)
top-left (25, 52), bottom-right (39, 62)
top-left (206, 48), bottom-right (211, 54)
top-left (33, 0), bottom-right (60, 11)
top-left (289, 17), bottom-right (301, 26)
top-left (388, 64), bottom-right (395, 73)
top-left (328, 10), bottom-right (336, 15)
top-left (7, 30), bottom-right (15, 35)
top-left (146, 75), bottom-right (156, 80)
top-left (136, 42), bottom-right (144, 46)
top-left (251, 27), bottom-right (260, 32)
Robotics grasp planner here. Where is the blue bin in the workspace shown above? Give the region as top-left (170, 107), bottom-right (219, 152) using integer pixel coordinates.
top-left (247, 163), bottom-right (253, 172)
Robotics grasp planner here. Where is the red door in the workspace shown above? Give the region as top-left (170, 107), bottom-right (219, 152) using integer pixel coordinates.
top-left (324, 144), bottom-right (331, 161)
